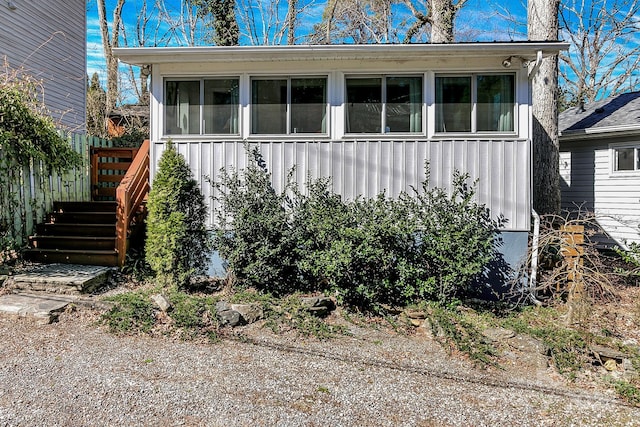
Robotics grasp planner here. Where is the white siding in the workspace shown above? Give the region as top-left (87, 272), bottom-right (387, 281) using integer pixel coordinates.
top-left (152, 139), bottom-right (531, 231)
top-left (0, 1), bottom-right (86, 130)
top-left (561, 138), bottom-right (640, 247)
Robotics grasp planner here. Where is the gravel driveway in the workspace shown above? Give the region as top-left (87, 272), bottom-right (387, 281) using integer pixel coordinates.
top-left (0, 309), bottom-right (638, 427)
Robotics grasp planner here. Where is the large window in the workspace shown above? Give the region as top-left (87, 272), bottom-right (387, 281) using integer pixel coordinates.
top-left (165, 78), bottom-right (239, 135)
top-left (346, 76), bottom-right (423, 134)
top-left (613, 146), bottom-right (640, 172)
top-left (436, 74), bottom-right (514, 133)
top-left (251, 77), bottom-right (327, 135)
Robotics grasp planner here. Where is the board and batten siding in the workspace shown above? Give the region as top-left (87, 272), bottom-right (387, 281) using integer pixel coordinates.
top-left (561, 138), bottom-right (640, 247)
top-left (0, 1), bottom-right (86, 130)
top-left (152, 139), bottom-right (531, 231)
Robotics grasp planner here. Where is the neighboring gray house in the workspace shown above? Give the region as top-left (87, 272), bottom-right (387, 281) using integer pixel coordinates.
top-left (559, 92), bottom-right (640, 248)
top-left (0, 1), bottom-right (86, 130)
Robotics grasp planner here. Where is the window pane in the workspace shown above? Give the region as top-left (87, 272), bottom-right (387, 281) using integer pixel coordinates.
top-left (165, 81), bottom-right (200, 134)
top-left (616, 148), bottom-right (635, 171)
top-left (386, 76), bottom-right (422, 133)
top-left (204, 79), bottom-right (239, 134)
top-left (435, 76), bottom-right (471, 132)
top-left (252, 79), bottom-right (287, 134)
top-left (291, 78), bottom-right (327, 134)
top-left (476, 74), bottom-right (515, 132)
top-left (346, 78), bottom-right (382, 133)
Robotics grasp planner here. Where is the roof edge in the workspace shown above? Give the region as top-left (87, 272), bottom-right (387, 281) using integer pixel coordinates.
top-left (114, 42), bottom-right (570, 66)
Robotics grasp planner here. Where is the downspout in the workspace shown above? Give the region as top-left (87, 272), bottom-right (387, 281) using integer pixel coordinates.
top-left (529, 209), bottom-right (542, 305)
top-left (527, 50), bottom-right (543, 79)
top-left (528, 50), bottom-right (544, 305)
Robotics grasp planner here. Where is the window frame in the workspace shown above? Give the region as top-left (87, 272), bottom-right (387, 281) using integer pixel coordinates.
top-left (610, 143), bottom-right (640, 175)
top-left (434, 72), bottom-right (517, 135)
top-left (344, 74), bottom-right (425, 136)
top-left (249, 75), bottom-right (329, 136)
top-left (163, 77), bottom-right (241, 137)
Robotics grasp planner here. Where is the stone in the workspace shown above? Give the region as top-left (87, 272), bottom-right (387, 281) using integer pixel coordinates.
top-left (0, 293), bottom-right (71, 324)
top-left (591, 344), bottom-right (627, 365)
top-left (482, 327), bottom-right (516, 342)
top-left (216, 300), bottom-right (231, 313)
top-left (300, 295), bottom-right (335, 317)
top-left (11, 264), bottom-right (111, 295)
top-left (217, 309), bottom-right (241, 327)
top-left (230, 303), bottom-right (263, 324)
top-left (623, 359), bottom-right (638, 380)
top-left (405, 309), bottom-right (427, 320)
top-left (151, 294), bottom-right (171, 312)
top-left (409, 318), bottom-right (423, 327)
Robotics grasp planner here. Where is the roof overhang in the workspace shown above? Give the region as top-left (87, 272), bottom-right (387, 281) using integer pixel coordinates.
top-left (560, 124), bottom-right (640, 142)
top-left (114, 42), bottom-right (570, 67)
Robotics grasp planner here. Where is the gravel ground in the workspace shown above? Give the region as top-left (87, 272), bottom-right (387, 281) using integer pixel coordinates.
top-left (0, 309), bottom-right (639, 427)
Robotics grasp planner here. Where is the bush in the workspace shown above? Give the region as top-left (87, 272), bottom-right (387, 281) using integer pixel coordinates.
top-left (212, 147), bottom-right (298, 295)
top-left (213, 148), bottom-right (501, 309)
top-left (0, 69), bottom-right (82, 172)
top-left (146, 141), bottom-right (209, 288)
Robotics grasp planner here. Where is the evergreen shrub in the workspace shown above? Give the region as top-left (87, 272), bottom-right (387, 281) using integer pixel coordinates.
top-left (145, 141), bottom-right (209, 288)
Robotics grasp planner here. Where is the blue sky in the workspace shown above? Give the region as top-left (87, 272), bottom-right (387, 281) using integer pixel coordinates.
top-left (86, 0), bottom-right (528, 83)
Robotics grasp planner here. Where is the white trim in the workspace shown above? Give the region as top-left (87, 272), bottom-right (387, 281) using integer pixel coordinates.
top-left (609, 142), bottom-right (640, 177)
top-left (114, 43), bottom-right (569, 66)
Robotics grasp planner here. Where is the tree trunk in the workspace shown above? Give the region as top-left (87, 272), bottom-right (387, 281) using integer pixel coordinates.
top-left (97, 0), bottom-right (125, 112)
top-left (430, 0), bottom-right (455, 43)
top-left (287, 0), bottom-right (297, 45)
top-left (529, 0), bottom-right (561, 215)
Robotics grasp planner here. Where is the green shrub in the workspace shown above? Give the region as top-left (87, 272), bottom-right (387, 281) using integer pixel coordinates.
top-left (146, 141), bottom-right (209, 288)
top-left (402, 170), bottom-right (504, 302)
top-left (212, 149), bottom-right (501, 309)
top-left (212, 147), bottom-right (299, 295)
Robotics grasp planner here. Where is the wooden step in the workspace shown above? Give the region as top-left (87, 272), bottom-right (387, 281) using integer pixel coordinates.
top-left (29, 235), bottom-right (116, 251)
top-left (23, 249), bottom-right (119, 267)
top-left (53, 201), bottom-right (117, 213)
top-left (48, 211), bottom-right (116, 224)
top-left (36, 223), bottom-right (116, 237)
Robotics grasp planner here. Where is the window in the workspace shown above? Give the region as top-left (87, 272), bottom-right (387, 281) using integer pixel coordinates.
top-left (613, 146), bottom-right (640, 172)
top-left (345, 76), bottom-right (423, 134)
top-left (436, 74), bottom-right (515, 133)
top-left (165, 78), bottom-right (239, 135)
top-left (251, 77), bottom-right (327, 135)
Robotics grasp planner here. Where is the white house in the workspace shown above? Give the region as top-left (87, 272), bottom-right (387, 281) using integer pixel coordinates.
top-left (560, 91), bottom-right (640, 248)
top-left (0, 0), bottom-right (86, 130)
top-left (114, 42), bottom-right (568, 272)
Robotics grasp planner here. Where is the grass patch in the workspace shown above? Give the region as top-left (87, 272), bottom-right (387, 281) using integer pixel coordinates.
top-left (610, 379), bottom-right (640, 406)
top-left (102, 291), bottom-right (156, 334)
top-left (425, 304), bottom-right (498, 366)
top-left (262, 293), bottom-right (349, 339)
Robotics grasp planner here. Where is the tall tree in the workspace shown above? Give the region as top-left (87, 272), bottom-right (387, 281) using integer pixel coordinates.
top-left (309, 0), bottom-right (396, 44)
top-left (559, 0), bottom-right (640, 106)
top-left (97, 0), bottom-right (125, 111)
top-left (86, 73), bottom-right (108, 138)
top-left (403, 0), bottom-right (467, 43)
top-left (194, 0), bottom-right (240, 45)
top-left (237, 0), bottom-right (310, 45)
top-left (529, 0), bottom-right (561, 215)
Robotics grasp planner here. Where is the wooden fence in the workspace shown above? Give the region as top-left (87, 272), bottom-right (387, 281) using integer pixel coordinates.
top-left (0, 133), bottom-right (111, 250)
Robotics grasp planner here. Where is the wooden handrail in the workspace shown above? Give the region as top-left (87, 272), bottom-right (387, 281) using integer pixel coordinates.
top-left (115, 140), bottom-right (150, 267)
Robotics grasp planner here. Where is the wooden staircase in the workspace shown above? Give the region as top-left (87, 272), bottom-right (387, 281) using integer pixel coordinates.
top-left (23, 140), bottom-right (150, 267)
top-left (25, 201), bottom-right (119, 267)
